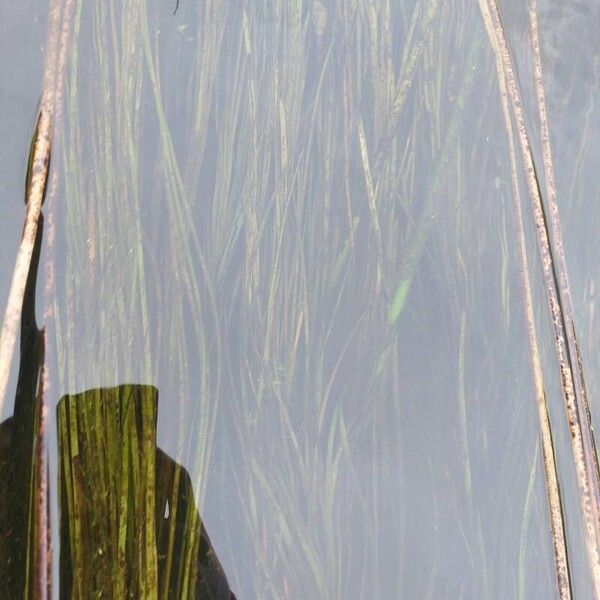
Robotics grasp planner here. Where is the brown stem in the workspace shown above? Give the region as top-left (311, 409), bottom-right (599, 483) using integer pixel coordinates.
top-left (0, 0), bottom-right (63, 416)
top-left (479, 0), bottom-right (600, 595)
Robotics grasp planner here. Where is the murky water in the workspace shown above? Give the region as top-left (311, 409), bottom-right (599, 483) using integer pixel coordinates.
top-left (2, 0), bottom-right (600, 598)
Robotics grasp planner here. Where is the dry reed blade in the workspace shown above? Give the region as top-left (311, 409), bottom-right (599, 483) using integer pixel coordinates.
top-left (0, 0), bottom-right (64, 415)
top-left (479, 0), bottom-right (600, 595)
top-left (478, 2), bottom-right (571, 595)
top-left (526, 0), bottom-right (600, 569)
top-left (43, 0), bottom-right (77, 336)
top-left (0, 1), bottom-right (75, 597)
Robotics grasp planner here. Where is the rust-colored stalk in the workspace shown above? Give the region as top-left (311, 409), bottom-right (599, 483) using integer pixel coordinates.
top-left (477, 2), bottom-right (572, 597)
top-left (479, 0), bottom-right (600, 595)
top-left (527, 0), bottom-right (600, 562)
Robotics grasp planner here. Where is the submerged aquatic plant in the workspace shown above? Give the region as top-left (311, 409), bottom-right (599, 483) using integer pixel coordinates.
top-left (2, 0), bottom-right (600, 597)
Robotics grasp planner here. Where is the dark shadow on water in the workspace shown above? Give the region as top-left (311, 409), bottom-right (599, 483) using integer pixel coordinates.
top-left (0, 218), bottom-right (237, 598)
top-left (0, 216), bottom-right (45, 598)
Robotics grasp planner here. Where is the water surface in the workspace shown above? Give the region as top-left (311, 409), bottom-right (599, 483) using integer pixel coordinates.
top-left (2, 0), bottom-right (600, 597)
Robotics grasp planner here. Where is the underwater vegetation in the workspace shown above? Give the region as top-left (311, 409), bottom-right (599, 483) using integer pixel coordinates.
top-left (1, 0), bottom-right (600, 597)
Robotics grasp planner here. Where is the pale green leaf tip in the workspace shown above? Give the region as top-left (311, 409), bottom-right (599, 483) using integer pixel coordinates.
top-left (388, 278), bottom-right (412, 325)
